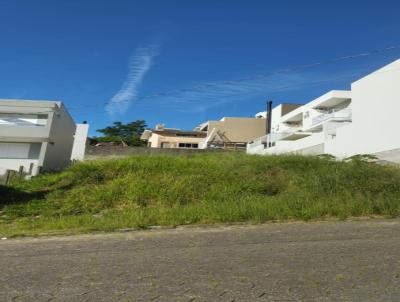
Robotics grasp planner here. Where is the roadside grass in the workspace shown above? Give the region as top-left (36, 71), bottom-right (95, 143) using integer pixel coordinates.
top-left (1, 152), bottom-right (400, 237)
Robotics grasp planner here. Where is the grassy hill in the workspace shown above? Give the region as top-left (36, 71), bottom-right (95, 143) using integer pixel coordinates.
top-left (1, 153), bottom-right (400, 237)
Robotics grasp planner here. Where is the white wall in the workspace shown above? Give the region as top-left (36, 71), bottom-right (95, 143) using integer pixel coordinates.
top-left (326, 59), bottom-right (400, 158)
top-left (41, 104), bottom-right (76, 171)
top-left (148, 133), bottom-right (161, 148)
top-left (258, 132), bottom-right (325, 155)
top-left (0, 142), bottom-right (42, 175)
top-left (71, 124), bottom-right (89, 161)
top-left (264, 141), bottom-right (294, 154)
top-left (0, 159), bottom-right (39, 175)
top-left (270, 105), bottom-right (283, 132)
top-left (246, 142), bottom-right (267, 154)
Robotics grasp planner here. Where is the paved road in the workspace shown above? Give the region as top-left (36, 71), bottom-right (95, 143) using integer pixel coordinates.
top-left (1, 220), bottom-right (400, 301)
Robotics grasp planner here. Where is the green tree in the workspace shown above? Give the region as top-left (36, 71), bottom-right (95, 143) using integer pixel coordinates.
top-left (95, 120), bottom-right (147, 146)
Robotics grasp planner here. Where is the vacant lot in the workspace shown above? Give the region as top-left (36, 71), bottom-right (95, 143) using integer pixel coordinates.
top-left (1, 153), bottom-right (400, 236)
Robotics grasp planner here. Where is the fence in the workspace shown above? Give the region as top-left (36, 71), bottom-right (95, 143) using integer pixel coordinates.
top-left (0, 166), bottom-right (27, 185)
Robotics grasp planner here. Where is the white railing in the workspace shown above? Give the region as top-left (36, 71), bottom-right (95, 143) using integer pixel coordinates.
top-left (271, 130), bottom-right (297, 141)
top-left (312, 108), bottom-right (352, 126)
top-left (248, 128), bottom-right (301, 151)
top-left (248, 135), bottom-right (268, 148)
top-left (0, 114), bottom-right (47, 127)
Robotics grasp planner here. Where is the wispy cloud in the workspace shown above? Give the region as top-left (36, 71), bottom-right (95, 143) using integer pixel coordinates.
top-left (125, 49), bottom-right (387, 114)
top-left (138, 73), bottom-right (334, 112)
top-left (138, 71), bottom-right (358, 113)
top-left (106, 44), bottom-right (159, 115)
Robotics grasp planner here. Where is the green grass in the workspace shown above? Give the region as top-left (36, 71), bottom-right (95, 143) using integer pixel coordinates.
top-left (1, 152), bottom-right (400, 237)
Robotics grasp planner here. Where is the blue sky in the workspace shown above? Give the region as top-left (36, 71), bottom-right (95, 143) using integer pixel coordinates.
top-left (1, 0), bottom-right (400, 135)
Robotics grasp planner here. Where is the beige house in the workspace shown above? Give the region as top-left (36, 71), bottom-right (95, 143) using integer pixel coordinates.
top-left (142, 106), bottom-right (304, 150)
top-left (141, 124), bottom-right (206, 149)
top-left (196, 117), bottom-right (267, 149)
top-left (143, 116), bottom-right (272, 150)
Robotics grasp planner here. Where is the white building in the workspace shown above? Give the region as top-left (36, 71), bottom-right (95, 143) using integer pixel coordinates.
top-left (71, 123), bottom-right (90, 161)
top-left (0, 99), bottom-right (89, 176)
top-left (247, 59), bottom-right (400, 162)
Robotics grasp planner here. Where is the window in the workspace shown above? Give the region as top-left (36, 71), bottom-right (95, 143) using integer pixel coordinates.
top-left (178, 143), bottom-right (199, 149)
top-left (0, 143), bottom-right (41, 159)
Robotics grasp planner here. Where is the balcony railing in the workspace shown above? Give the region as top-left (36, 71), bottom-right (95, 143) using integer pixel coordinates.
top-left (0, 115), bottom-right (51, 140)
top-left (312, 108), bottom-right (352, 126)
top-left (248, 135), bottom-right (268, 148)
top-left (0, 114), bottom-right (48, 127)
top-left (248, 128), bottom-right (303, 150)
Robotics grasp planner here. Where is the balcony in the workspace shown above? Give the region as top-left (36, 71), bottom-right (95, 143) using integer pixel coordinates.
top-left (0, 114), bottom-right (50, 141)
top-left (311, 108), bottom-right (352, 126)
top-left (248, 128), bottom-right (312, 152)
top-left (0, 126), bottom-right (50, 142)
top-left (248, 135), bottom-right (267, 148)
top-left (0, 114), bottom-right (48, 127)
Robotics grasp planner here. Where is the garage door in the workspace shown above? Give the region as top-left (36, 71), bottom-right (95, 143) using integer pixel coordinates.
top-left (0, 143), bottom-right (31, 159)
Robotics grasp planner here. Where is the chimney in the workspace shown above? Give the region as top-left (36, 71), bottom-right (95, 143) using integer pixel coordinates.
top-left (266, 100), bottom-right (273, 135)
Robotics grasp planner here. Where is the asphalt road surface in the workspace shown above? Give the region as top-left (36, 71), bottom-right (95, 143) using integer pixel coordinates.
top-left (1, 219), bottom-right (400, 301)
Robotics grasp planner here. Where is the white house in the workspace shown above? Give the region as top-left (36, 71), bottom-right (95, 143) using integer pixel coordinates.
top-left (0, 99), bottom-right (89, 176)
top-left (247, 59), bottom-right (400, 162)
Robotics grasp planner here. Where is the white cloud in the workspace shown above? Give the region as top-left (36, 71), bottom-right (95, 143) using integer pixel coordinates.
top-left (139, 72), bottom-right (319, 112)
top-left (140, 68), bottom-right (365, 113)
top-left (106, 44), bottom-right (159, 115)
